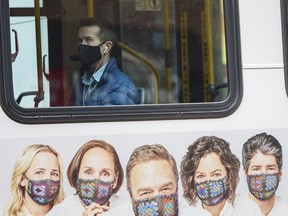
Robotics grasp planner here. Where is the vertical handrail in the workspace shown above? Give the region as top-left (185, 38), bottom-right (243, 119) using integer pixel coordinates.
top-left (205, 0), bottom-right (215, 87)
top-left (34, 0), bottom-right (44, 107)
top-left (163, 0), bottom-right (172, 103)
top-left (87, 0), bottom-right (94, 17)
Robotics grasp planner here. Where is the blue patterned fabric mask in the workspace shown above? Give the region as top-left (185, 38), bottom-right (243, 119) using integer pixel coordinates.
top-left (132, 192), bottom-right (178, 216)
top-left (194, 177), bottom-right (229, 206)
top-left (246, 173), bottom-right (279, 200)
top-left (76, 178), bottom-right (114, 206)
top-left (25, 176), bottom-right (60, 205)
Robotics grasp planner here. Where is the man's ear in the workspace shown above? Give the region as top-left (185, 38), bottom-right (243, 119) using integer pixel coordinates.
top-left (103, 46), bottom-right (108, 54)
top-left (105, 41), bottom-right (113, 53)
top-left (278, 170), bottom-right (282, 182)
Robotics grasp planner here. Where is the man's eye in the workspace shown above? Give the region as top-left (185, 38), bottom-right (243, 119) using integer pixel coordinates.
top-left (140, 192), bottom-right (150, 196)
top-left (161, 187), bottom-right (171, 192)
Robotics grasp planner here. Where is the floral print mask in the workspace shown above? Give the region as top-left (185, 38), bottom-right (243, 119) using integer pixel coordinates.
top-left (132, 192), bottom-right (178, 216)
top-left (194, 177), bottom-right (229, 206)
top-left (25, 176), bottom-right (60, 205)
top-left (76, 178), bottom-right (114, 206)
top-left (246, 173), bottom-right (279, 200)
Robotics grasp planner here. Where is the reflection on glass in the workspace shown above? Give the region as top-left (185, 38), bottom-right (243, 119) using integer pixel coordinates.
top-left (10, 0), bottom-right (228, 108)
top-left (10, 0), bottom-right (43, 8)
top-left (10, 17), bottom-right (50, 108)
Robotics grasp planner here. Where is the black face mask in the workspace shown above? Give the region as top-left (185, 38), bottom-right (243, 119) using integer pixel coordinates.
top-left (78, 42), bottom-right (105, 68)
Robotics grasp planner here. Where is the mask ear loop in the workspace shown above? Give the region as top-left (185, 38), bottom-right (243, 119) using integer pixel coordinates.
top-left (21, 174), bottom-right (32, 198)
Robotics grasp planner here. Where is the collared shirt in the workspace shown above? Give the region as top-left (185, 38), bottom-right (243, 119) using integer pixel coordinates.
top-left (81, 63), bottom-right (108, 105)
top-left (69, 57), bottom-right (140, 106)
top-left (81, 63), bottom-right (108, 86)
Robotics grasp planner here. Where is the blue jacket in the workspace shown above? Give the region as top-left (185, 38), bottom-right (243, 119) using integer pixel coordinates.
top-left (70, 57), bottom-right (140, 106)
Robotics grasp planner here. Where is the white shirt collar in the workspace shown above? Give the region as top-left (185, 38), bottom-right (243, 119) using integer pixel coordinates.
top-left (82, 62), bottom-right (108, 85)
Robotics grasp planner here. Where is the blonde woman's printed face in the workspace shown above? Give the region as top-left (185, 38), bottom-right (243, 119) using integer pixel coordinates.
top-left (194, 152), bottom-right (227, 183)
top-left (247, 152), bottom-right (280, 175)
top-left (21, 152), bottom-right (60, 186)
top-left (78, 147), bottom-right (117, 187)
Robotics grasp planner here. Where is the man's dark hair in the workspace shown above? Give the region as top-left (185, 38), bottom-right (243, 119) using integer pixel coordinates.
top-left (242, 132), bottom-right (283, 173)
top-left (79, 17), bottom-right (117, 45)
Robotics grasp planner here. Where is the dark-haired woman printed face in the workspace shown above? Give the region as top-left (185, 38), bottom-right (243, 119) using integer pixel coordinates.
top-left (193, 152), bottom-right (229, 206)
top-left (194, 152), bottom-right (227, 183)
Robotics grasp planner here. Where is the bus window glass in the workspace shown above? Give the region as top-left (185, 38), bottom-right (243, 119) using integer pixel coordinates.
top-left (1, 0), bottom-right (241, 122)
top-left (10, 0), bottom-right (43, 8)
top-left (9, 0), bottom-right (228, 108)
top-left (10, 16), bottom-right (50, 108)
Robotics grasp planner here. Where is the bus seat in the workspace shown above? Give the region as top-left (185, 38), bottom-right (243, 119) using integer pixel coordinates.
top-left (138, 87), bottom-right (145, 104)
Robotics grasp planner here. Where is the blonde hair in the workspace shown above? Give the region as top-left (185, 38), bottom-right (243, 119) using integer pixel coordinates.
top-left (5, 144), bottom-right (65, 216)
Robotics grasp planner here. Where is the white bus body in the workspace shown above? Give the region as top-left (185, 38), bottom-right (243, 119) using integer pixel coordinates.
top-left (0, 0), bottom-right (288, 209)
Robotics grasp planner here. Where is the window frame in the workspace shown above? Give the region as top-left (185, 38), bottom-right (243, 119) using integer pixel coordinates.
top-left (281, 0), bottom-right (288, 97)
top-left (0, 0), bottom-right (243, 124)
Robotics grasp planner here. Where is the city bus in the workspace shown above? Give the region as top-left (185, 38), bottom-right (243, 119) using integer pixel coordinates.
top-left (0, 0), bottom-right (288, 209)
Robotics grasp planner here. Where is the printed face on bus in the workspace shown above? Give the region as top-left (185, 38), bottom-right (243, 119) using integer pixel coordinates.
top-left (78, 147), bottom-right (118, 187)
top-left (194, 152), bottom-right (227, 183)
top-left (245, 151), bottom-right (282, 202)
top-left (21, 151), bottom-right (60, 184)
top-left (129, 160), bottom-right (177, 200)
top-left (78, 25), bottom-right (101, 46)
top-left (247, 152), bottom-right (281, 177)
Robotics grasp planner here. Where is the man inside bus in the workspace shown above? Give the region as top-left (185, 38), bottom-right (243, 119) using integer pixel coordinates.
top-left (69, 17), bottom-right (140, 106)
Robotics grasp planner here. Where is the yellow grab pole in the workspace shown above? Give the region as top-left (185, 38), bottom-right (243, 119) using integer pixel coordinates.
top-left (163, 0), bottom-right (172, 103)
top-left (87, 0), bottom-right (94, 17)
top-left (180, 12), bottom-right (190, 103)
top-left (34, 0), bottom-right (44, 106)
top-left (118, 42), bottom-right (160, 103)
top-left (205, 0), bottom-right (214, 86)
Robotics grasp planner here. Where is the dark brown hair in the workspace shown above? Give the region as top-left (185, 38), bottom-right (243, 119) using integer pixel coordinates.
top-left (79, 17), bottom-right (116, 45)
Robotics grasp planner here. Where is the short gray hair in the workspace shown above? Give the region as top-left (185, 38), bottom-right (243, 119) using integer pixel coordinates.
top-left (242, 132), bottom-right (282, 173)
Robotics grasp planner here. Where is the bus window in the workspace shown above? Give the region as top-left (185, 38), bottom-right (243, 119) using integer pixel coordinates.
top-left (0, 0), bottom-right (242, 123)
